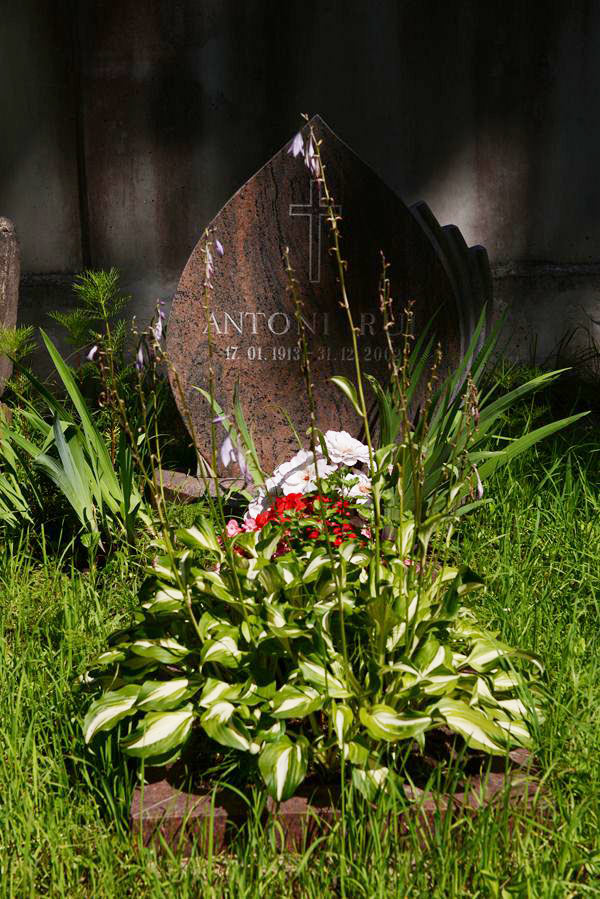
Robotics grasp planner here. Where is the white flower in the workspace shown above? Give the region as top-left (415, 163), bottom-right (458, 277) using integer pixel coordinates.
top-left (215, 238), bottom-right (224, 257)
top-left (324, 430), bottom-right (370, 467)
top-left (135, 345), bottom-right (145, 371)
top-left (86, 345), bottom-right (98, 361)
top-left (288, 132), bottom-right (304, 157)
top-left (150, 305), bottom-right (163, 342)
top-left (472, 465), bottom-right (484, 499)
top-left (342, 471), bottom-right (372, 505)
top-left (304, 137), bottom-right (320, 177)
top-left (205, 244), bottom-right (214, 286)
top-left (270, 448), bottom-right (336, 495)
top-left (246, 489), bottom-right (268, 519)
top-left (219, 433), bottom-right (251, 484)
top-left (219, 434), bottom-right (236, 468)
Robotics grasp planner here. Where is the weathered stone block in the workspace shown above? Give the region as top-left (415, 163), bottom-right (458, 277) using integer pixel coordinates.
top-left (0, 218), bottom-right (20, 393)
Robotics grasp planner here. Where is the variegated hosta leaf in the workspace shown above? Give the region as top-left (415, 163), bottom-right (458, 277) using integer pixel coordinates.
top-left (301, 550), bottom-right (330, 582)
top-left (265, 604), bottom-right (305, 639)
top-left (177, 520), bottom-right (222, 554)
top-left (147, 557), bottom-right (179, 581)
top-left (492, 671), bottom-right (523, 692)
top-left (332, 703), bottom-right (354, 745)
top-left (201, 634), bottom-right (242, 667)
top-left (298, 656), bottom-right (352, 699)
top-left (351, 764), bottom-right (389, 801)
top-left (129, 637), bottom-right (190, 664)
top-left (200, 701), bottom-right (251, 751)
top-left (344, 739), bottom-right (370, 766)
top-left (414, 639), bottom-right (447, 675)
top-left (121, 705), bottom-right (194, 758)
top-left (92, 649), bottom-right (126, 668)
top-left (497, 697), bottom-right (532, 719)
top-left (142, 586), bottom-right (185, 614)
top-left (136, 678), bottom-right (193, 711)
top-left (462, 639), bottom-right (514, 672)
top-left (258, 734), bottom-right (309, 802)
top-left (421, 673), bottom-right (461, 696)
top-left (83, 685), bottom-right (140, 743)
top-left (270, 684), bottom-right (323, 719)
top-left (196, 570), bottom-right (240, 604)
top-left (493, 712), bottom-right (533, 747)
top-left (435, 698), bottom-right (508, 753)
top-left (199, 677), bottom-right (243, 707)
top-left (359, 705), bottom-right (431, 742)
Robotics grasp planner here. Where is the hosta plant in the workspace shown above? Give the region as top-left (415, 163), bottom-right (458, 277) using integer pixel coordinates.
top-left (83, 503), bottom-right (543, 802)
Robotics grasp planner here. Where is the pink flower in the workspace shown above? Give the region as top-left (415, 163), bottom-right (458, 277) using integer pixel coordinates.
top-left (242, 516), bottom-right (259, 532)
top-left (225, 519), bottom-right (243, 537)
top-left (288, 132), bottom-right (304, 157)
top-left (215, 239), bottom-right (224, 257)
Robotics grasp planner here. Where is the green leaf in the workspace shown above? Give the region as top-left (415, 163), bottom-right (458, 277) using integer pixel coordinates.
top-left (83, 685), bottom-right (140, 743)
top-left (330, 376), bottom-right (364, 418)
top-left (39, 330), bottom-right (122, 502)
top-left (121, 706), bottom-right (194, 758)
top-left (136, 678), bottom-right (193, 711)
top-left (201, 634), bottom-right (242, 667)
top-left (302, 550), bottom-right (330, 582)
top-left (462, 638), bottom-right (513, 672)
top-left (435, 698), bottom-right (508, 753)
top-left (343, 739), bottom-right (370, 767)
top-left (351, 765), bottom-right (389, 801)
top-left (332, 703), bottom-right (354, 745)
top-left (476, 413), bottom-right (588, 482)
top-left (359, 704), bottom-right (431, 742)
top-left (178, 520), bottom-right (222, 554)
top-left (200, 701), bottom-right (251, 751)
top-left (258, 734), bottom-right (309, 802)
top-left (298, 656), bottom-right (352, 698)
top-left (199, 678), bottom-right (243, 707)
top-left (129, 637), bottom-right (190, 664)
top-left (271, 684), bottom-right (323, 719)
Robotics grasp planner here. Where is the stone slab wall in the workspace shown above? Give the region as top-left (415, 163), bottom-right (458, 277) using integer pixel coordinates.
top-left (3, 1), bottom-right (600, 364)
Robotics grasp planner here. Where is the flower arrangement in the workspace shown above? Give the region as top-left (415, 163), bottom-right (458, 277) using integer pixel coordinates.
top-left (224, 431), bottom-right (373, 555)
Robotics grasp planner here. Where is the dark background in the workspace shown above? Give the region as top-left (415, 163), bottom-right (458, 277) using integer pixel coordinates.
top-left (2, 0), bottom-right (600, 361)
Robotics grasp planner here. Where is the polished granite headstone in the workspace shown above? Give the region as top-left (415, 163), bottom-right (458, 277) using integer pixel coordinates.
top-left (167, 116), bottom-right (491, 475)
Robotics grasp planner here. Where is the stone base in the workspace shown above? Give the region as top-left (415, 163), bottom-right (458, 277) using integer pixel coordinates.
top-left (155, 469), bottom-right (245, 504)
top-left (131, 749), bottom-right (541, 856)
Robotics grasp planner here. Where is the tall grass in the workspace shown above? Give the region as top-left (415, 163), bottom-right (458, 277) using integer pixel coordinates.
top-left (1, 401), bottom-right (599, 896)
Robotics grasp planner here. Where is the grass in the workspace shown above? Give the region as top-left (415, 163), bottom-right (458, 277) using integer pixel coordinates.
top-left (1, 387), bottom-right (600, 896)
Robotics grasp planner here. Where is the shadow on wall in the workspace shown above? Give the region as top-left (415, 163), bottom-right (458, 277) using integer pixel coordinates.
top-left (3, 1), bottom-right (600, 359)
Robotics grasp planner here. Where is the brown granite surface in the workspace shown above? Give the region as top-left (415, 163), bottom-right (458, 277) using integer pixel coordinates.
top-left (167, 116), bottom-right (490, 474)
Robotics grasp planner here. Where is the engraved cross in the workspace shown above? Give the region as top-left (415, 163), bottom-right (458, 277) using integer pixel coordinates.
top-left (289, 181), bottom-right (341, 283)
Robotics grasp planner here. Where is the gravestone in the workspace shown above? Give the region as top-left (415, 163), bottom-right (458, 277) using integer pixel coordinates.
top-left (0, 218), bottom-right (19, 394)
top-left (167, 116), bottom-right (490, 477)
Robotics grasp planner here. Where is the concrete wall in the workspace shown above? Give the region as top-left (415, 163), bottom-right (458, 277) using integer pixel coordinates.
top-left (2, 1), bottom-right (600, 364)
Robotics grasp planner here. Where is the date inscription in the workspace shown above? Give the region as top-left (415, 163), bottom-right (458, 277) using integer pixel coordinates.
top-left (223, 345), bottom-right (390, 363)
